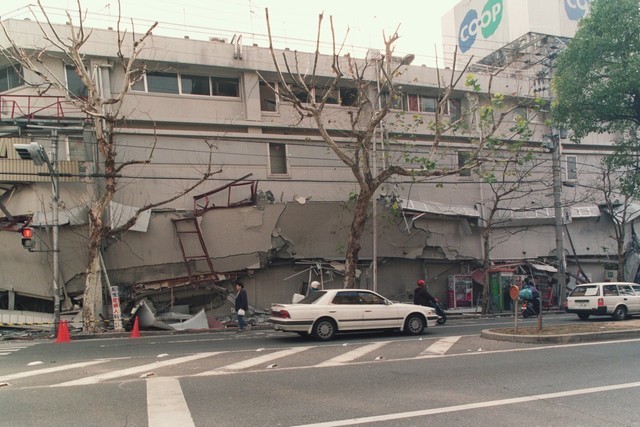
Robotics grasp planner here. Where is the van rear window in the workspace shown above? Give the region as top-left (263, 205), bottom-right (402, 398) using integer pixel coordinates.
top-left (569, 285), bottom-right (599, 297)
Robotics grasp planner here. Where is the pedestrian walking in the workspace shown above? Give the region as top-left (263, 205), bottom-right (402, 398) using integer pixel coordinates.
top-left (234, 280), bottom-right (249, 332)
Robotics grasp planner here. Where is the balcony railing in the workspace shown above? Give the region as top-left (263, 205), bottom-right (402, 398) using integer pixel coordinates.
top-left (0, 94), bottom-right (87, 124)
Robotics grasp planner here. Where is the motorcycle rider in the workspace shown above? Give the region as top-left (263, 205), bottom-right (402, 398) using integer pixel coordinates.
top-left (414, 279), bottom-right (447, 324)
top-left (523, 278), bottom-right (540, 314)
top-left (414, 279), bottom-right (437, 307)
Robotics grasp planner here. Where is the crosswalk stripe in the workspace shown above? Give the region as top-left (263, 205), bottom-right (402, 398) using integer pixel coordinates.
top-left (195, 347), bottom-right (312, 376)
top-left (0, 359), bottom-right (108, 382)
top-left (147, 377), bottom-right (195, 427)
top-left (316, 342), bottom-right (388, 367)
top-left (420, 336), bottom-right (461, 356)
top-left (54, 352), bottom-right (223, 387)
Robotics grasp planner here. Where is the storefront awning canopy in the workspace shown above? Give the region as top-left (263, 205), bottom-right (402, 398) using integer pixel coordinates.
top-left (528, 263), bottom-right (558, 273)
top-left (398, 198), bottom-right (479, 219)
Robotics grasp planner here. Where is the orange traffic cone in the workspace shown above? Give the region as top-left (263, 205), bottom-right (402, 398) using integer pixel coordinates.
top-left (130, 316), bottom-right (141, 338)
top-left (55, 320), bottom-right (70, 343)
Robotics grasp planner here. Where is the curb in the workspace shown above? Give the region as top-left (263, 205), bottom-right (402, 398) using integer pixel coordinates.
top-left (481, 328), bottom-right (640, 344)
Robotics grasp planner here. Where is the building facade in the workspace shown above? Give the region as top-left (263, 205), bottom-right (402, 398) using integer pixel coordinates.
top-left (0, 1), bottom-right (628, 321)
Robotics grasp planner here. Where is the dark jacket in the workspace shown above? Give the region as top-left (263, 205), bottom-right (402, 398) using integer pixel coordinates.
top-left (235, 288), bottom-right (248, 312)
top-left (414, 286), bottom-right (436, 306)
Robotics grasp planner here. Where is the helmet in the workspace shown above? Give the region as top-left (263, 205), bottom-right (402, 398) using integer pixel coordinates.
top-left (417, 279), bottom-right (425, 286)
top-left (310, 281), bottom-right (320, 289)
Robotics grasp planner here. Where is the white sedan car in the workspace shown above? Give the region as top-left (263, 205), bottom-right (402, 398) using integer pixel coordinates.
top-left (269, 289), bottom-right (439, 341)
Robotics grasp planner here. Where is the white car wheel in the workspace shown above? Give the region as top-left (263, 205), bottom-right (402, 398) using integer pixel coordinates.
top-left (405, 314), bottom-right (425, 335)
top-left (312, 318), bottom-right (336, 341)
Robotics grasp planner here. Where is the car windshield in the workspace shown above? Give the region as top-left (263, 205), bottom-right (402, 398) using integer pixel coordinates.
top-left (569, 285), bottom-right (599, 297)
top-left (297, 291), bottom-right (326, 304)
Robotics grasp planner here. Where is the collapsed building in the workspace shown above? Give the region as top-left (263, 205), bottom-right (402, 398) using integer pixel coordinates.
top-left (0, 0), bottom-right (632, 329)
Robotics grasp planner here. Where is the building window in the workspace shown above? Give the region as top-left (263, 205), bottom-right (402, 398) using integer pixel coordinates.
top-left (381, 92), bottom-right (404, 110)
top-left (420, 96), bottom-right (437, 113)
top-left (566, 155), bottom-right (577, 180)
top-left (135, 71), bottom-right (240, 97)
top-left (65, 65), bottom-right (88, 98)
top-left (260, 81), bottom-right (277, 112)
top-left (458, 151), bottom-right (471, 177)
top-left (181, 74), bottom-right (211, 96)
top-left (269, 143), bottom-right (288, 175)
top-left (402, 93), bottom-right (457, 114)
top-left (340, 87), bottom-right (358, 106)
top-left (211, 76), bottom-right (239, 97)
top-left (289, 85), bottom-right (310, 103)
top-left (449, 99), bottom-right (461, 120)
top-left (146, 72), bottom-right (179, 94)
top-left (0, 64), bottom-right (23, 92)
top-left (314, 87), bottom-right (339, 104)
top-left (513, 106), bottom-right (528, 120)
top-left (65, 136), bottom-right (91, 162)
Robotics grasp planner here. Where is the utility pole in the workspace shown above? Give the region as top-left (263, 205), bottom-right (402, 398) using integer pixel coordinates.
top-left (51, 129), bottom-right (61, 335)
top-left (551, 130), bottom-right (567, 306)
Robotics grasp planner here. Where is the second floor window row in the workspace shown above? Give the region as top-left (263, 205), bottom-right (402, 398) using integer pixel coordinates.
top-left (131, 71), bottom-right (240, 98)
top-left (382, 92), bottom-right (462, 118)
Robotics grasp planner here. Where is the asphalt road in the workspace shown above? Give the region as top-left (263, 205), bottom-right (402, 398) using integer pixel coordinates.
top-left (1, 314), bottom-right (639, 426)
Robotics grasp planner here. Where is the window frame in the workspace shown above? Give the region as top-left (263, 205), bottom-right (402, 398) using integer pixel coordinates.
top-left (268, 142), bottom-right (289, 177)
top-left (458, 151), bottom-right (472, 177)
top-left (0, 64), bottom-right (24, 92)
top-left (565, 155), bottom-right (577, 181)
top-left (65, 64), bottom-right (88, 98)
top-left (260, 81), bottom-right (278, 112)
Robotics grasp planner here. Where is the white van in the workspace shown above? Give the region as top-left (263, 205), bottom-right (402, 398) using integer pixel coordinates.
top-left (565, 282), bottom-right (640, 320)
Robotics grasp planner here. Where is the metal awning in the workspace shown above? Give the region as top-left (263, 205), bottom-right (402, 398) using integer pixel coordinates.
top-left (528, 263), bottom-right (557, 273)
top-left (398, 197), bottom-right (480, 219)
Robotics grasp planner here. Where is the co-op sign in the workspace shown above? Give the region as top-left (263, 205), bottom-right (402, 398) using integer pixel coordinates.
top-left (458, 0), bottom-right (591, 53)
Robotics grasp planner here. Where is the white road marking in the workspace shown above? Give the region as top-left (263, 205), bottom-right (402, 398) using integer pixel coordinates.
top-left (316, 342), bottom-right (388, 367)
top-left (195, 347), bottom-right (311, 376)
top-left (420, 336), bottom-right (461, 356)
top-left (0, 342), bottom-right (38, 357)
top-left (293, 381), bottom-right (640, 427)
top-left (54, 352), bottom-right (222, 386)
top-left (0, 359), bottom-right (108, 382)
top-left (146, 377), bottom-right (195, 427)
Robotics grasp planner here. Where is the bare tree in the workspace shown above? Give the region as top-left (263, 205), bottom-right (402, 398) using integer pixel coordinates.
top-left (477, 145), bottom-right (551, 313)
top-left (1, 1), bottom-right (220, 332)
top-left (264, 10), bottom-right (528, 288)
top-left (597, 162), bottom-right (639, 281)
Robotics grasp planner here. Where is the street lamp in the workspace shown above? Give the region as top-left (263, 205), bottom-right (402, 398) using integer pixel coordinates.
top-left (14, 133), bottom-right (61, 335)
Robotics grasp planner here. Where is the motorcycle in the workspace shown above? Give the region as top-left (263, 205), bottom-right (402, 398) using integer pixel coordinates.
top-left (521, 299), bottom-right (540, 318)
top-left (429, 299), bottom-right (447, 325)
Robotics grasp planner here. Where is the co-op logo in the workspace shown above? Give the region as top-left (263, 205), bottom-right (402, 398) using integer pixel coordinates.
top-left (458, 0), bottom-right (503, 53)
top-left (564, 0), bottom-right (590, 21)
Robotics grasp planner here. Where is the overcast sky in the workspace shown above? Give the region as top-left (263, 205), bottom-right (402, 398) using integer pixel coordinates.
top-left (1, 0), bottom-right (461, 66)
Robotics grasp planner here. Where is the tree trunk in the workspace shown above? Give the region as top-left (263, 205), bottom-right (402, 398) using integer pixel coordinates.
top-left (343, 191), bottom-right (372, 289)
top-left (82, 248), bottom-right (103, 333)
top-left (617, 235), bottom-right (625, 281)
top-left (481, 229), bottom-right (491, 315)
top-left (82, 200), bottom-right (108, 333)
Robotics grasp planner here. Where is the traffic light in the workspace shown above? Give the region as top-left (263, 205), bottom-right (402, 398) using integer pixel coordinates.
top-left (21, 227), bottom-right (35, 250)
